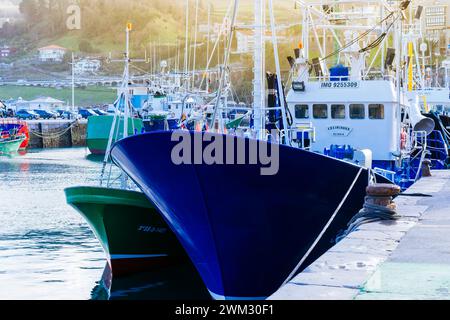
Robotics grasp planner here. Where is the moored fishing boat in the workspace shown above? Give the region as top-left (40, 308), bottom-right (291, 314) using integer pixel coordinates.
top-left (109, 0), bottom-right (399, 299)
top-left (66, 24), bottom-right (188, 278)
top-left (0, 134), bottom-right (25, 154)
top-left (65, 186), bottom-right (187, 277)
top-left (111, 131), bottom-right (392, 299)
top-left (87, 115), bottom-right (144, 155)
top-left (0, 119), bottom-right (30, 150)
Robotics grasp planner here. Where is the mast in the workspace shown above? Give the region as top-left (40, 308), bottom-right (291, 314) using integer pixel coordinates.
top-left (206, 2), bottom-right (211, 93)
top-left (209, 0), bottom-right (240, 130)
top-left (123, 23), bottom-right (131, 141)
top-left (71, 52), bottom-right (75, 112)
top-left (192, 0), bottom-right (199, 92)
top-left (184, 0), bottom-right (190, 91)
top-left (253, 0), bottom-right (265, 139)
top-left (395, 3), bottom-right (402, 157)
top-left (268, 0), bottom-right (289, 138)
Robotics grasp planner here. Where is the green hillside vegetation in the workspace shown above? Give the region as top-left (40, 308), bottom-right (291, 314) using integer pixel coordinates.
top-left (0, 85), bottom-right (116, 106)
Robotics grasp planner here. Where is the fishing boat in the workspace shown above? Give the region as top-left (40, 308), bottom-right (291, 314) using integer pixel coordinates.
top-left (87, 114), bottom-right (144, 155)
top-left (65, 186), bottom-right (187, 277)
top-left (66, 24), bottom-right (187, 277)
top-left (0, 131), bottom-right (25, 154)
top-left (282, 0), bottom-right (440, 190)
top-left (109, 0), bottom-right (394, 299)
top-left (0, 116), bottom-right (28, 154)
top-left (111, 131), bottom-right (391, 299)
top-left (0, 117), bottom-right (30, 151)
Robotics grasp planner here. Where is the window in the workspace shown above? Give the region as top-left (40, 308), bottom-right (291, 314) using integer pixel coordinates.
top-left (331, 104), bottom-right (346, 119)
top-left (350, 104), bottom-right (365, 119)
top-left (313, 104), bottom-right (328, 119)
top-left (369, 104), bottom-right (385, 119)
top-left (295, 105), bottom-right (309, 119)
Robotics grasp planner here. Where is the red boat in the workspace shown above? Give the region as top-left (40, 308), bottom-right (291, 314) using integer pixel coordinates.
top-left (0, 119), bottom-right (30, 150)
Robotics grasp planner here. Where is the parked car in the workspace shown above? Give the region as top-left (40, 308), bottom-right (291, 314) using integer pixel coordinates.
top-left (78, 109), bottom-right (98, 119)
top-left (16, 109), bottom-right (40, 120)
top-left (92, 108), bottom-right (108, 116)
top-left (33, 109), bottom-right (58, 119)
top-left (56, 109), bottom-right (80, 120)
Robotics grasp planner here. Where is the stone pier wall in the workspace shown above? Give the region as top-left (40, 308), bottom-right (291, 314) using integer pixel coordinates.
top-left (27, 120), bottom-right (87, 149)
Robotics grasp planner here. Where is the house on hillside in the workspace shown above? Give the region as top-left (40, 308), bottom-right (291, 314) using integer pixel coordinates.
top-left (38, 45), bottom-right (68, 63)
top-left (73, 58), bottom-right (102, 75)
top-left (0, 46), bottom-right (17, 59)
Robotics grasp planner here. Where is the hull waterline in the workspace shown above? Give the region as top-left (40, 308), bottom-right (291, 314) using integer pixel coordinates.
top-left (111, 131), bottom-right (391, 299)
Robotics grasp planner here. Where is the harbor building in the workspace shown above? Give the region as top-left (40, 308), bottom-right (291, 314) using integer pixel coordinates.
top-left (38, 45), bottom-right (68, 63)
top-left (10, 97), bottom-right (66, 111)
top-left (28, 97), bottom-right (65, 111)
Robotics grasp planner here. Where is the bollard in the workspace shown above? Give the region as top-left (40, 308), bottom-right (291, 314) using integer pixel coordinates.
top-left (365, 183), bottom-right (401, 213)
top-left (422, 159), bottom-right (432, 177)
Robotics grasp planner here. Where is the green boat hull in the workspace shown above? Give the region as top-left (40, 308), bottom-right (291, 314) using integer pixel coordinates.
top-left (65, 186), bottom-right (187, 277)
top-left (0, 137), bottom-right (25, 154)
top-left (86, 116), bottom-right (144, 155)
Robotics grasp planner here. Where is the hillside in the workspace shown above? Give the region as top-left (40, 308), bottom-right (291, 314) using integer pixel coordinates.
top-left (1, 0), bottom-right (297, 56)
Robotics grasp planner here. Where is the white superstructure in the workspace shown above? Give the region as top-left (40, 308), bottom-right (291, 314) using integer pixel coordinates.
top-left (287, 79), bottom-right (405, 161)
top-left (286, 0), bottom-right (435, 170)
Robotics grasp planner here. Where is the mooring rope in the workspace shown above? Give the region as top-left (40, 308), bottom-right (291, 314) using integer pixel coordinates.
top-left (29, 120), bottom-right (80, 139)
top-left (335, 203), bottom-right (400, 243)
top-left (280, 167), bottom-right (364, 288)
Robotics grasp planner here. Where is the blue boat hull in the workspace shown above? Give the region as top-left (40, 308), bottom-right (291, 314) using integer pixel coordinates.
top-left (111, 131), bottom-right (391, 300)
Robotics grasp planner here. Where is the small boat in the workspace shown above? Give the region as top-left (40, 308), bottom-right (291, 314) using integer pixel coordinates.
top-left (0, 135), bottom-right (25, 154)
top-left (111, 131), bottom-right (391, 299)
top-left (65, 186), bottom-right (187, 277)
top-left (0, 119), bottom-right (30, 150)
top-left (0, 126), bottom-right (26, 154)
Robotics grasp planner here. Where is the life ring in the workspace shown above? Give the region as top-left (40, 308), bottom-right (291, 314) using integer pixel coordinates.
top-left (400, 129), bottom-right (407, 150)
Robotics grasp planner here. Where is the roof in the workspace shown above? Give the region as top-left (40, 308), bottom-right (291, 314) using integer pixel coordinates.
top-left (29, 97), bottom-right (65, 104)
top-left (38, 45), bottom-right (67, 51)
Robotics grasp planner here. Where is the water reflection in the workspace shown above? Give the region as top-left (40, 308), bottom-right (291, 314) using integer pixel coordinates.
top-left (0, 148), bottom-right (211, 300)
top-left (85, 154), bottom-right (105, 163)
top-left (91, 263), bottom-right (211, 301)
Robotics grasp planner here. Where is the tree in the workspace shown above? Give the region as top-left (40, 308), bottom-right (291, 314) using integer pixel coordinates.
top-left (79, 39), bottom-right (95, 53)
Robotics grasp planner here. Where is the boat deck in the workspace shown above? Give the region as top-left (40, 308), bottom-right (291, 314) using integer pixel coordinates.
top-left (270, 170), bottom-right (450, 300)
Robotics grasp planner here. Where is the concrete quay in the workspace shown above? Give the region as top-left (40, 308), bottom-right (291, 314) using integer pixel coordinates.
top-left (270, 170), bottom-right (450, 300)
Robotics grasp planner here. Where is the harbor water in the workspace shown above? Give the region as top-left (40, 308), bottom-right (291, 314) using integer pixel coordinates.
top-left (0, 148), bottom-right (209, 300)
top-left (0, 148), bottom-right (105, 300)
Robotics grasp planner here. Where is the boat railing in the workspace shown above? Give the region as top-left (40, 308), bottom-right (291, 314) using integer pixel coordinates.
top-left (412, 130), bottom-right (428, 152)
top-left (283, 123), bottom-right (316, 151)
top-left (307, 74), bottom-right (396, 83)
top-left (373, 168), bottom-right (396, 183)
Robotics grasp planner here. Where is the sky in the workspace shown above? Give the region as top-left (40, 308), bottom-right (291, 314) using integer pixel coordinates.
top-left (0, 0), bottom-right (20, 16)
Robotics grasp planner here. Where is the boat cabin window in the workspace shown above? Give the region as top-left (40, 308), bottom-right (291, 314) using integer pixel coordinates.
top-left (349, 104), bottom-right (365, 119)
top-left (295, 105), bottom-right (309, 119)
top-left (313, 104), bottom-right (328, 119)
top-left (369, 104), bottom-right (384, 119)
top-left (331, 104), bottom-right (346, 119)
